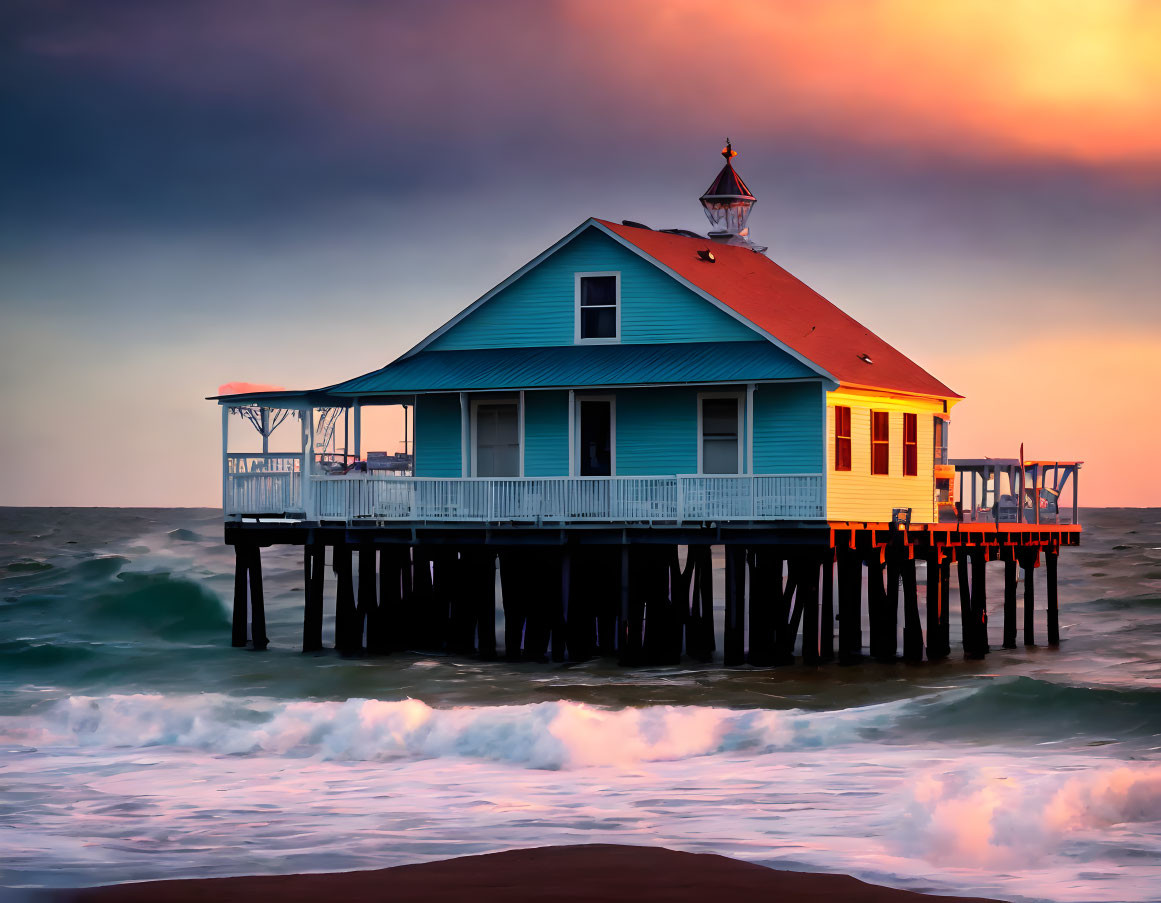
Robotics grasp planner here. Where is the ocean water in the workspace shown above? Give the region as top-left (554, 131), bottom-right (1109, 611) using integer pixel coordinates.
top-left (1, 508), bottom-right (1159, 902)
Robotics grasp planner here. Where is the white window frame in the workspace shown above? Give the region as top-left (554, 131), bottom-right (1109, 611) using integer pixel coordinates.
top-left (470, 396), bottom-right (522, 478)
top-left (572, 393), bottom-right (616, 476)
top-left (574, 271), bottom-right (621, 344)
top-left (697, 391), bottom-right (744, 475)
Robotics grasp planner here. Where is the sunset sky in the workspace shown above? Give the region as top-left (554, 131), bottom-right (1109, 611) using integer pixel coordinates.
top-left (2, 0), bottom-right (1159, 506)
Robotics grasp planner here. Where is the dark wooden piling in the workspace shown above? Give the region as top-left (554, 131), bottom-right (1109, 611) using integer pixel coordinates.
top-left (1002, 553), bottom-right (1018, 649)
top-left (746, 549), bottom-right (776, 666)
top-left (820, 551), bottom-right (835, 662)
top-left (956, 551), bottom-right (973, 657)
top-left (302, 543), bottom-right (325, 652)
top-left (1022, 547), bottom-right (1037, 646)
top-left (971, 549), bottom-right (989, 655)
top-left (901, 550), bottom-right (922, 662)
top-left (800, 555), bottom-right (822, 666)
top-left (232, 545), bottom-right (248, 648)
top-left (356, 545), bottom-right (376, 652)
top-left (691, 545), bottom-right (716, 661)
top-left (868, 549), bottom-right (894, 662)
top-left (333, 543), bottom-right (357, 654)
top-left (447, 551), bottom-right (478, 656)
top-left (724, 545), bottom-right (747, 666)
top-left (642, 545), bottom-right (681, 666)
top-left (925, 552), bottom-right (950, 661)
top-left (774, 557), bottom-right (802, 665)
top-left (247, 545), bottom-right (268, 650)
top-left (498, 549), bottom-right (528, 661)
top-left (837, 545), bottom-right (862, 664)
top-left (462, 549), bottom-right (497, 660)
top-left (1046, 546), bottom-right (1060, 646)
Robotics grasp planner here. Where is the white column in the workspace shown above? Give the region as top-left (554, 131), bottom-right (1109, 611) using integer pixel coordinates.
top-left (352, 399), bottom-right (361, 460)
top-left (568, 389), bottom-right (576, 476)
top-left (221, 405), bottom-right (230, 515)
top-left (459, 392), bottom-right (469, 478)
top-left (745, 383), bottom-right (755, 474)
top-left (303, 406), bottom-right (316, 520)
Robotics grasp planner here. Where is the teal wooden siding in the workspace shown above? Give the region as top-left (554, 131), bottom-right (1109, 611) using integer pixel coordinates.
top-left (427, 227), bottom-right (760, 351)
top-left (523, 390), bottom-right (569, 476)
top-left (753, 382), bottom-right (824, 473)
top-left (615, 387), bottom-right (698, 475)
top-left (414, 394), bottom-right (461, 477)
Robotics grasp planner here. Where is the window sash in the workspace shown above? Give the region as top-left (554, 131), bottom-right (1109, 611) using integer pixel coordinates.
top-left (871, 411), bottom-right (889, 475)
top-left (834, 405), bottom-right (851, 472)
top-left (903, 413), bottom-right (918, 476)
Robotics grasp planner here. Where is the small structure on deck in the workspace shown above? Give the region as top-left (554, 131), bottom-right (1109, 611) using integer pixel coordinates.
top-left (211, 144), bottom-right (1081, 666)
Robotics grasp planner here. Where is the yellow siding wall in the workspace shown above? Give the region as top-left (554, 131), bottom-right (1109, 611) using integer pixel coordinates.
top-left (825, 388), bottom-right (945, 523)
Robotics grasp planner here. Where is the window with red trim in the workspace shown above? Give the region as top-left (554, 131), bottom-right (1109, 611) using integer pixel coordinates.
top-left (903, 412), bottom-right (918, 476)
top-left (834, 406), bottom-right (851, 472)
top-left (871, 411), bottom-right (889, 475)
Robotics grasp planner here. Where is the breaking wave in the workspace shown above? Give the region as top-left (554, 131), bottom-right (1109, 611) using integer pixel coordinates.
top-left (1, 693), bottom-right (910, 769)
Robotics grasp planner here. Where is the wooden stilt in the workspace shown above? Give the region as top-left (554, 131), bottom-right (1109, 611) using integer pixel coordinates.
top-left (499, 549), bottom-right (527, 661)
top-left (670, 546), bottom-right (694, 663)
top-left (547, 549), bottom-right (567, 663)
top-left (472, 550), bottom-right (498, 660)
top-left (247, 545), bottom-right (268, 650)
top-left (724, 545), bottom-right (747, 666)
top-left (939, 555), bottom-right (952, 656)
top-left (747, 549), bottom-right (776, 666)
top-left (1022, 548), bottom-right (1037, 646)
top-left (618, 545), bottom-right (630, 661)
top-left (373, 546), bottom-right (403, 653)
top-left (971, 550), bottom-right (989, 656)
top-left (776, 557), bottom-right (802, 665)
top-left (333, 543), bottom-right (356, 654)
top-left (302, 543), bottom-right (324, 653)
top-left (925, 552), bottom-right (949, 661)
top-left (837, 546), bottom-right (862, 664)
top-left (868, 549), bottom-right (893, 662)
top-left (232, 545), bottom-right (248, 648)
top-left (901, 552), bottom-right (922, 662)
top-left (1046, 547), bottom-right (1059, 646)
top-left (801, 556), bottom-right (821, 666)
top-left (1002, 553), bottom-right (1018, 649)
top-left (356, 545), bottom-right (376, 653)
top-left (956, 551), bottom-right (973, 657)
top-left (820, 550), bottom-right (835, 662)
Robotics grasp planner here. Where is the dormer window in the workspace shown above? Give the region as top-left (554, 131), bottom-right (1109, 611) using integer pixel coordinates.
top-left (575, 272), bottom-right (619, 343)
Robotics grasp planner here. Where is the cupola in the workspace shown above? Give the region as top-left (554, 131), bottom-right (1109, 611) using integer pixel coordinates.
top-left (699, 141), bottom-right (765, 251)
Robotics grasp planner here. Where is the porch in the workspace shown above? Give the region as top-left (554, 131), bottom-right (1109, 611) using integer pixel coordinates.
top-left (224, 459), bottom-right (825, 523)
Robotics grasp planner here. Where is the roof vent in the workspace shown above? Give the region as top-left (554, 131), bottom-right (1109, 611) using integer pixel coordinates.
top-left (858, 353), bottom-right (874, 364)
top-left (697, 249), bottom-right (716, 262)
top-left (621, 220), bottom-right (651, 230)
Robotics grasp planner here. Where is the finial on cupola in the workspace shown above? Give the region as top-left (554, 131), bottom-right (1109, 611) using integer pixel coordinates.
top-left (700, 139), bottom-right (765, 252)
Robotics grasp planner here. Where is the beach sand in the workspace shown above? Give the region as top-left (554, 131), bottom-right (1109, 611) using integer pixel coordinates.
top-left (42, 845), bottom-right (1002, 902)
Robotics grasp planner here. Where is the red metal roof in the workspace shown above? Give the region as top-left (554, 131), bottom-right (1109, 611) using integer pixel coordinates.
top-left (598, 220), bottom-right (961, 399)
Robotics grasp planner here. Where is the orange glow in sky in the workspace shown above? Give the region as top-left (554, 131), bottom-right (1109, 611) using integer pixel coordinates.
top-left (572, 0), bottom-right (1161, 164)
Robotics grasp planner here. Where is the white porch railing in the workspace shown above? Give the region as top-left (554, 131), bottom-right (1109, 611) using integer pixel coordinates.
top-left (225, 472), bottom-right (824, 522)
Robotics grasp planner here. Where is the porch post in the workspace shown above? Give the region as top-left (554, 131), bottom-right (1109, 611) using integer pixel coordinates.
top-left (460, 392), bottom-right (469, 478)
top-left (303, 405), bottom-right (316, 521)
top-left (352, 399), bottom-right (361, 461)
top-left (221, 405), bottom-right (230, 515)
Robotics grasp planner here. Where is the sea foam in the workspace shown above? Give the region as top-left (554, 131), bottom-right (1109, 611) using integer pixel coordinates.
top-left (0, 693), bottom-right (909, 769)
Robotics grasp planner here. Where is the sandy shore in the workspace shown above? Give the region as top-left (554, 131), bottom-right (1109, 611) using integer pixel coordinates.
top-left (39, 844), bottom-right (1002, 903)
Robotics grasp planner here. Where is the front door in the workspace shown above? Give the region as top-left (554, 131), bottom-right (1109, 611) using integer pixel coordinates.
top-left (578, 398), bottom-right (613, 476)
top-left (474, 402), bottom-right (519, 477)
top-left (700, 395), bottom-right (741, 474)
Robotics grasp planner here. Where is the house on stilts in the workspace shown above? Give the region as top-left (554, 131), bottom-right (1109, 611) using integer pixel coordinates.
top-left (212, 143), bottom-right (1081, 665)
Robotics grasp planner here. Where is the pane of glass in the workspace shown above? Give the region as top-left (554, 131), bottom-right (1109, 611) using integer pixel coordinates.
top-left (703, 437), bottom-right (739, 474)
top-left (579, 400), bottom-right (612, 476)
top-left (702, 398), bottom-right (738, 436)
top-left (580, 276), bottom-right (616, 307)
top-left (581, 307), bottom-right (616, 339)
top-left (872, 443), bottom-right (889, 475)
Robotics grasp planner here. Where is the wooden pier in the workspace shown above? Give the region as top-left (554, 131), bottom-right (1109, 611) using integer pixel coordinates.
top-left (226, 520), bottom-right (1079, 665)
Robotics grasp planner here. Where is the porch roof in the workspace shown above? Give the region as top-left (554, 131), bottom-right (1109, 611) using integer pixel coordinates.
top-left (326, 340), bottom-right (824, 397)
